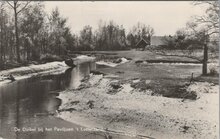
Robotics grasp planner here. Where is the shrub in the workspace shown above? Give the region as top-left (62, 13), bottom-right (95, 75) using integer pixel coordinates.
top-left (40, 54), bottom-right (63, 62)
top-left (209, 64), bottom-right (218, 75)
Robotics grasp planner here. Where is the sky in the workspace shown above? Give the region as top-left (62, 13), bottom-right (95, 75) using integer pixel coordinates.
top-left (44, 1), bottom-right (206, 36)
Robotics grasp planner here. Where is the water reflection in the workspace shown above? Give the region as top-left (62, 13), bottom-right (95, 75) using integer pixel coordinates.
top-left (0, 61), bottom-right (137, 139)
top-left (62, 62), bottom-right (93, 89)
top-left (0, 75), bottom-right (63, 139)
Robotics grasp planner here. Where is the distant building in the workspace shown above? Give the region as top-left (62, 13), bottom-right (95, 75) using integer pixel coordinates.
top-left (135, 38), bottom-right (150, 50)
top-left (151, 36), bottom-right (167, 46)
top-left (135, 36), bottom-right (170, 50)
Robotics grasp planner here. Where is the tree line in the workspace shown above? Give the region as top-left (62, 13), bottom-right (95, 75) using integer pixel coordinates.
top-left (0, 1), bottom-right (219, 75)
top-left (0, 1), bottom-right (154, 64)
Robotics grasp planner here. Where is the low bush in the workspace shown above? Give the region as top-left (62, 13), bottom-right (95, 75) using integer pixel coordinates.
top-left (40, 54), bottom-right (63, 62)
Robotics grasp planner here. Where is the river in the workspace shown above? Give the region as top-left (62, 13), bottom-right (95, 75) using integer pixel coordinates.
top-left (0, 62), bottom-right (137, 139)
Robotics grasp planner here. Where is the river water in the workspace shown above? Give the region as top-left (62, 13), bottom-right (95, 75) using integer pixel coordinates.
top-left (0, 62), bottom-right (136, 139)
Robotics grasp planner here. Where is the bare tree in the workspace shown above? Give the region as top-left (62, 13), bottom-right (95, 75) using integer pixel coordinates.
top-left (193, 1), bottom-right (219, 35)
top-left (6, 1), bottom-right (31, 63)
top-left (188, 1), bottom-right (219, 75)
top-left (155, 2), bottom-right (219, 75)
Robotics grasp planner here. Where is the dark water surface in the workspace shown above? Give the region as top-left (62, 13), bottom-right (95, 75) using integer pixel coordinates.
top-left (0, 62), bottom-right (137, 139)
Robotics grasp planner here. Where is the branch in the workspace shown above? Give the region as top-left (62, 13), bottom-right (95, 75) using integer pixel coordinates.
top-left (6, 1), bottom-right (14, 9)
top-left (16, 3), bottom-right (21, 8)
top-left (195, 16), bottom-right (219, 26)
top-left (187, 24), bottom-right (199, 35)
top-left (207, 31), bottom-right (219, 36)
top-left (0, 2), bottom-right (5, 10)
top-left (17, 1), bottom-right (31, 14)
top-left (193, 1), bottom-right (216, 7)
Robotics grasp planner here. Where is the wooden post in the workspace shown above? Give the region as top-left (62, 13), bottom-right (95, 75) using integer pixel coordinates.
top-left (190, 73), bottom-right (194, 84)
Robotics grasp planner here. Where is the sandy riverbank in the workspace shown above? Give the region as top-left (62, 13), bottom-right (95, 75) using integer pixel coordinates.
top-left (0, 61), bottom-right (68, 86)
top-left (0, 55), bottom-right (98, 86)
top-left (57, 73), bottom-right (219, 139)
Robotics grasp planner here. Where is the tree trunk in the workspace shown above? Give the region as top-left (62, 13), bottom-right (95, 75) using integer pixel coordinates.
top-left (0, 16), bottom-right (2, 62)
top-left (14, 6), bottom-right (21, 63)
top-left (9, 35), bottom-right (14, 61)
top-left (202, 43), bottom-right (208, 75)
top-left (4, 27), bottom-right (7, 61)
top-left (2, 23), bottom-right (5, 61)
top-left (26, 39), bottom-right (30, 61)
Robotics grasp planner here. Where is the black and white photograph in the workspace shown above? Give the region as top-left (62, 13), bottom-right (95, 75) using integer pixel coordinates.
top-left (0, 1), bottom-right (219, 139)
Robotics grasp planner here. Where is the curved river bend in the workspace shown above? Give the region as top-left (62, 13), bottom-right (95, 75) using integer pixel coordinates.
top-left (0, 62), bottom-right (137, 139)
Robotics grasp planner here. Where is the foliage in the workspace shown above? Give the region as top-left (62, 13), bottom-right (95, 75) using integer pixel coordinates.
top-left (162, 29), bottom-right (203, 50)
top-left (40, 53), bottom-right (62, 62)
top-left (0, 1), bottom-right (154, 64)
top-left (209, 66), bottom-right (218, 76)
top-left (94, 20), bottom-right (127, 50)
top-left (47, 7), bottom-right (69, 55)
top-left (127, 22), bottom-right (154, 48)
top-left (79, 25), bottom-right (93, 50)
top-left (20, 2), bottom-right (45, 60)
